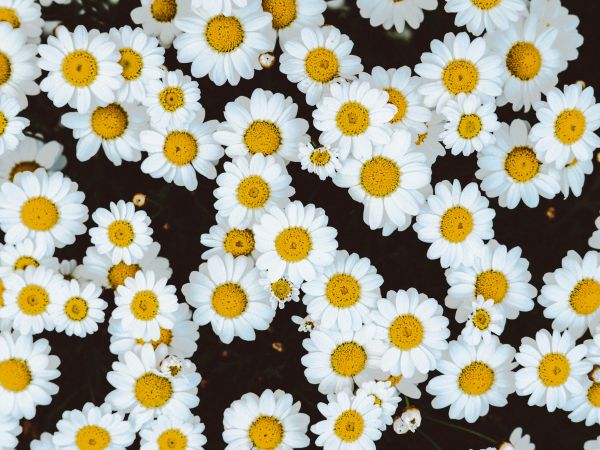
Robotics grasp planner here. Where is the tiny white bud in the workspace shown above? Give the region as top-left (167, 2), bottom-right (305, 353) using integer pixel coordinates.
top-left (259, 52), bottom-right (275, 69)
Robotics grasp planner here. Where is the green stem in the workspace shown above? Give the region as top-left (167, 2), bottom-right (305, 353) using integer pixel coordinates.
top-left (424, 415), bottom-right (496, 444)
top-left (403, 395), bottom-right (411, 407)
top-left (417, 429), bottom-right (443, 450)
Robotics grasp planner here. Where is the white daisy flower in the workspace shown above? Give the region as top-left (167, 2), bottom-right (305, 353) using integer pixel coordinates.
top-left (486, 15), bottom-right (564, 112)
top-left (476, 119), bottom-right (561, 208)
top-left (292, 314), bottom-right (318, 332)
top-left (30, 432), bottom-right (56, 450)
top-left (460, 296), bottom-right (506, 345)
top-left (90, 200), bottom-right (153, 265)
top-left (109, 25), bottom-right (165, 103)
top-left (415, 31), bottom-right (503, 112)
top-left (141, 110), bottom-right (224, 190)
top-left (105, 344), bottom-right (200, 430)
top-left (213, 153), bottom-right (294, 229)
top-left (0, 331), bottom-right (60, 420)
top-left (588, 216), bottom-right (600, 251)
top-left (260, 273), bottom-right (300, 310)
top-left (0, 238), bottom-right (57, 272)
top-left (530, 83), bottom-right (600, 168)
top-left (173, 0), bottom-right (276, 86)
top-left (182, 254), bottom-right (275, 344)
top-left (140, 414), bottom-right (207, 450)
top-left (48, 279), bottom-right (107, 338)
top-left (0, 93), bottom-right (28, 155)
top-left (515, 329), bottom-right (590, 412)
top-left (0, 415), bottom-right (20, 450)
top-left (254, 200), bottom-right (338, 284)
top-left (192, 0), bottom-right (246, 15)
top-left (445, 239), bottom-right (536, 321)
top-left (386, 371), bottom-right (428, 399)
top-left (61, 101), bottom-right (146, 166)
top-left (0, 267), bottom-right (12, 331)
top-left (559, 156), bottom-right (593, 199)
top-left (112, 270), bottom-right (178, 341)
top-left (0, 0), bottom-right (43, 43)
top-left (262, 0), bottom-right (326, 44)
top-left (313, 79), bottom-right (396, 160)
top-left (58, 259), bottom-right (81, 281)
top-left (38, 25), bottom-right (123, 113)
top-left (0, 136), bottom-right (65, 184)
top-left (586, 437), bottom-right (600, 450)
top-left (301, 324), bottom-right (386, 394)
top-left (214, 88), bottom-right (309, 164)
top-left (539, 250), bottom-right (600, 339)
top-left (427, 336), bottom-right (516, 423)
top-left (144, 69), bottom-right (202, 129)
top-left (311, 390), bottom-right (383, 449)
top-left (414, 112), bottom-right (446, 165)
top-left (414, 179), bottom-right (495, 269)
top-left (130, 0), bottom-right (189, 47)
top-left (357, 380), bottom-right (401, 429)
top-left (503, 427), bottom-right (535, 450)
top-left (279, 25), bottom-right (363, 106)
top-left (444, 0), bottom-right (526, 36)
top-left (301, 250), bottom-right (382, 331)
top-left (356, 0), bottom-right (438, 34)
top-left (333, 129), bottom-right (431, 235)
top-left (200, 214), bottom-right (257, 261)
top-left (298, 143), bottom-right (341, 180)
top-left (565, 376), bottom-right (600, 426)
top-left (223, 389), bottom-right (310, 450)
top-left (53, 402), bottom-right (135, 450)
top-left (372, 288), bottom-right (450, 378)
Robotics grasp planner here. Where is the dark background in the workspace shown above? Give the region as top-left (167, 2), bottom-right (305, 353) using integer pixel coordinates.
top-left (18, 0), bottom-right (600, 448)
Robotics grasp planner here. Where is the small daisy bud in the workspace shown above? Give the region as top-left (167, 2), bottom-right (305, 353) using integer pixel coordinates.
top-left (160, 355), bottom-right (183, 377)
top-left (272, 342), bottom-right (284, 352)
top-left (576, 80), bottom-right (586, 89)
top-left (400, 406), bottom-right (421, 432)
top-left (546, 206), bottom-right (556, 220)
top-left (498, 442), bottom-right (515, 450)
top-left (392, 416), bottom-right (410, 434)
top-left (132, 193), bottom-right (146, 207)
top-left (291, 314), bottom-right (317, 332)
top-left (589, 365), bottom-right (600, 382)
top-left (259, 52), bottom-right (275, 69)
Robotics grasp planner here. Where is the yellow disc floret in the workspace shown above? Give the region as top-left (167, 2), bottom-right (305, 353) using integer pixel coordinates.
top-left (330, 342), bottom-right (367, 377)
top-left (17, 284), bottom-right (50, 316)
top-left (163, 131), bottom-right (198, 166)
top-left (506, 42), bottom-right (542, 81)
top-left (360, 156), bottom-right (400, 198)
top-left (244, 121), bottom-right (282, 156)
top-left (439, 206), bottom-right (473, 243)
top-left (325, 274), bottom-right (361, 308)
top-left (538, 353), bottom-right (570, 387)
top-left (474, 270), bottom-right (509, 304)
top-left (212, 283), bottom-right (247, 318)
top-left (205, 15), bottom-right (245, 53)
top-left (569, 278), bottom-right (600, 316)
top-left (274, 227), bottom-right (312, 262)
top-left (304, 47), bottom-right (339, 83)
top-left (21, 197), bottom-right (59, 231)
top-left (91, 104), bottom-right (128, 140)
top-left (75, 425), bottom-right (111, 450)
top-left (135, 372), bottom-right (173, 408)
top-left (388, 314), bottom-right (424, 350)
top-left (62, 50), bottom-right (98, 87)
top-left (458, 361), bottom-right (495, 395)
top-left (248, 416), bottom-right (284, 450)
top-left (0, 358), bottom-right (31, 392)
top-left (236, 176), bottom-right (270, 209)
top-left (442, 60), bottom-right (479, 95)
top-left (334, 410), bottom-right (364, 443)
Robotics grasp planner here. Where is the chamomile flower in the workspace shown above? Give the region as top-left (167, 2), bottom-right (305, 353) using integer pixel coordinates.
top-left (201, 215), bottom-right (256, 261)
top-left (254, 201), bottom-right (338, 284)
top-left (38, 25), bottom-right (123, 113)
top-left (0, 137), bottom-right (65, 184)
top-left (0, 331), bottom-right (60, 420)
top-left (311, 390), bottom-right (383, 449)
top-left (61, 101), bottom-right (146, 166)
top-left (279, 25), bottom-right (363, 106)
top-left (53, 402), bottom-right (135, 450)
top-left (223, 389), bottom-right (310, 450)
top-left (460, 296), bottom-right (506, 345)
top-left (261, 0), bottom-right (326, 44)
top-left (182, 254), bottom-right (275, 344)
top-left (313, 79), bottom-right (396, 160)
top-left (530, 84), bottom-right (600, 168)
top-left (301, 250), bottom-right (383, 331)
top-left (144, 69), bottom-right (202, 129)
top-left (386, 371), bottom-right (428, 399)
top-left (90, 200), bottom-right (153, 265)
top-left (444, 0), bottom-right (526, 36)
top-left (414, 112), bottom-right (446, 165)
top-left (515, 329), bottom-right (590, 412)
top-left (0, 416), bottom-right (20, 450)
top-left (0, 93), bottom-right (28, 155)
top-left (173, 0), bottom-right (276, 86)
top-left (0, 238), bottom-right (57, 272)
top-left (214, 154), bottom-right (294, 229)
top-left (0, 0), bottom-right (43, 43)
top-left (260, 274), bottom-right (300, 310)
top-left (140, 414), bottom-right (207, 450)
top-left (589, 217), bottom-right (600, 251)
top-left (415, 32), bottom-right (503, 112)
top-left (356, 0), bottom-right (438, 34)
top-left (503, 427), bottom-right (535, 450)
top-left (559, 156), bottom-right (593, 199)
top-left (357, 380), bottom-right (401, 429)
top-left (414, 179), bottom-right (495, 269)
top-left (298, 143), bottom-right (341, 180)
top-left (427, 337), bottom-right (516, 423)
top-left (105, 344), bottom-right (200, 430)
top-left (141, 111), bottom-right (224, 190)
top-left (130, 0), bottom-right (189, 47)
top-left (301, 325), bottom-right (386, 394)
top-left (57, 259), bottom-right (81, 281)
top-left (292, 314), bottom-right (318, 332)
top-left (372, 288), bottom-right (450, 378)
top-left (565, 376), bottom-right (600, 426)
top-left (214, 88), bottom-right (309, 164)
top-left (109, 25), bottom-right (165, 103)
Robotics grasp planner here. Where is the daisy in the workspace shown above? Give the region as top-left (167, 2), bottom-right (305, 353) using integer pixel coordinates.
top-left (356, 0), bottom-right (438, 34)
top-left (414, 179), bottom-right (495, 269)
top-left (192, 0), bottom-right (246, 15)
top-left (89, 200), bottom-right (153, 265)
top-left (586, 438), bottom-right (600, 450)
top-left (58, 259), bottom-right (81, 280)
top-left (61, 101), bottom-right (146, 166)
top-left (279, 25), bottom-right (363, 106)
top-left (253, 200), bottom-right (338, 284)
top-left (486, 15), bottom-right (564, 112)
top-left (0, 136), bottom-right (65, 184)
top-left (0, 238), bottom-right (57, 272)
top-left (333, 129), bottom-right (431, 235)
top-left (1, 265), bottom-right (65, 335)
top-left (415, 112), bottom-right (446, 165)
top-left (0, 416), bottom-right (20, 450)
top-left (213, 154), bottom-right (294, 229)
top-left (223, 389), bottom-right (310, 449)
top-left (112, 270), bottom-right (178, 341)
top-left (262, 0), bottom-right (326, 44)
top-left (173, 0), bottom-right (276, 86)
top-left (292, 314), bottom-right (318, 332)
top-left (298, 143), bottom-right (341, 180)
top-left (415, 32), bottom-right (503, 112)
top-left (0, 331), bottom-right (60, 420)
top-left (515, 329), bottom-right (590, 412)
top-left (109, 25), bottom-right (165, 103)
top-left (48, 279), bottom-right (107, 337)
top-left (30, 432), bottom-right (56, 450)
top-left (38, 25), bottom-right (123, 113)
top-left (143, 69), bottom-right (202, 129)
top-left (312, 79), bottom-right (396, 160)
top-left (476, 119), bottom-right (561, 208)
top-left (141, 110), bottom-right (224, 190)
top-left (214, 88), bottom-right (309, 164)
top-left (301, 324), bottom-right (386, 394)
top-left (359, 66), bottom-right (431, 134)
top-left (589, 217), bottom-right (600, 251)
top-left (427, 337), bottom-right (516, 423)
top-left (0, 0), bottom-right (43, 43)
top-left (182, 254), bottom-right (275, 344)
top-left (260, 273), bottom-right (300, 310)
top-left (53, 402), bottom-right (135, 449)
top-left (444, 0), bottom-right (526, 36)
top-left (503, 427), bottom-right (535, 450)
top-left (0, 93), bottom-right (28, 155)
top-left (200, 214), bottom-right (257, 261)
top-left (311, 390), bottom-right (383, 449)
top-left (386, 371), bottom-right (428, 399)
top-left (105, 344), bottom-right (200, 430)
top-left (372, 288), bottom-right (449, 378)
top-left (460, 296), bottom-right (506, 345)
top-left (565, 376), bottom-right (600, 426)
top-left (530, 83), bottom-right (600, 168)
top-left (559, 156), bottom-right (593, 199)
top-left (301, 250), bottom-right (382, 331)
top-left (394, 406), bottom-right (422, 434)
top-left (357, 380), bottom-right (401, 429)
top-left (539, 250), bottom-right (600, 339)
top-left (140, 414), bottom-right (207, 450)
top-left (130, 0), bottom-right (189, 47)
top-left (0, 267), bottom-right (12, 331)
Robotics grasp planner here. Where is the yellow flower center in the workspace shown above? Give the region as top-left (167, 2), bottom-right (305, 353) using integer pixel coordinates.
top-left (107, 220), bottom-right (135, 248)
top-left (21, 197), bottom-right (59, 231)
top-left (0, 278), bottom-right (4, 308)
top-left (135, 372), bottom-right (173, 408)
top-left (504, 146), bottom-right (540, 182)
top-left (0, 8), bottom-right (20, 28)
top-left (223, 229), bottom-right (255, 257)
top-left (471, 0), bottom-right (500, 9)
top-left (64, 297), bottom-right (89, 321)
top-left (387, 374), bottom-right (403, 385)
top-left (0, 52), bottom-right (11, 85)
top-left (131, 290), bottom-right (159, 321)
top-left (474, 270), bottom-right (509, 304)
top-left (458, 361), bottom-right (495, 395)
top-left (506, 42), bottom-right (542, 81)
top-left (14, 256), bottom-right (39, 271)
top-left (274, 227), bottom-right (312, 262)
top-left (9, 161), bottom-right (41, 181)
top-left (0, 358), bottom-right (31, 392)
top-left (157, 428), bottom-right (187, 450)
top-left (150, 0), bottom-right (177, 22)
top-left (569, 278), bottom-right (600, 315)
top-left (304, 47), bottom-right (339, 83)
top-left (440, 206), bottom-right (474, 243)
top-left (211, 283), bottom-right (247, 318)
top-left (538, 353), bottom-right (570, 387)
top-left (389, 314), bottom-right (424, 350)
top-left (271, 279), bottom-right (292, 301)
top-left (91, 103), bottom-right (128, 140)
top-left (330, 342), bottom-right (367, 377)
top-left (416, 132), bottom-right (428, 146)
top-left (309, 149), bottom-right (331, 166)
top-left (118, 48), bottom-right (144, 81)
top-left (62, 50), bottom-right (98, 87)
top-left (457, 114), bottom-right (482, 139)
top-left (262, 0), bottom-right (297, 29)
top-left (244, 121), bottom-right (282, 156)
top-left (325, 273), bottom-right (361, 308)
top-left (334, 410), bottom-right (364, 443)
top-left (472, 308), bottom-right (491, 330)
top-left (248, 416), bottom-right (284, 450)
top-left (236, 175), bottom-right (270, 209)
top-left (205, 15), bottom-right (245, 53)
top-left (442, 59), bottom-right (479, 95)
top-left (336, 102), bottom-right (370, 136)
top-left (385, 88), bottom-right (408, 123)
top-left (588, 382), bottom-right (600, 408)
top-left (107, 262), bottom-right (140, 290)
top-left (17, 284), bottom-right (49, 316)
top-left (136, 327), bottom-right (173, 349)
top-left (159, 87), bottom-right (185, 112)
top-left (75, 425), bottom-right (111, 450)
top-left (163, 131), bottom-right (198, 166)
top-left (554, 109), bottom-right (586, 145)
top-left (360, 156), bottom-right (400, 198)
